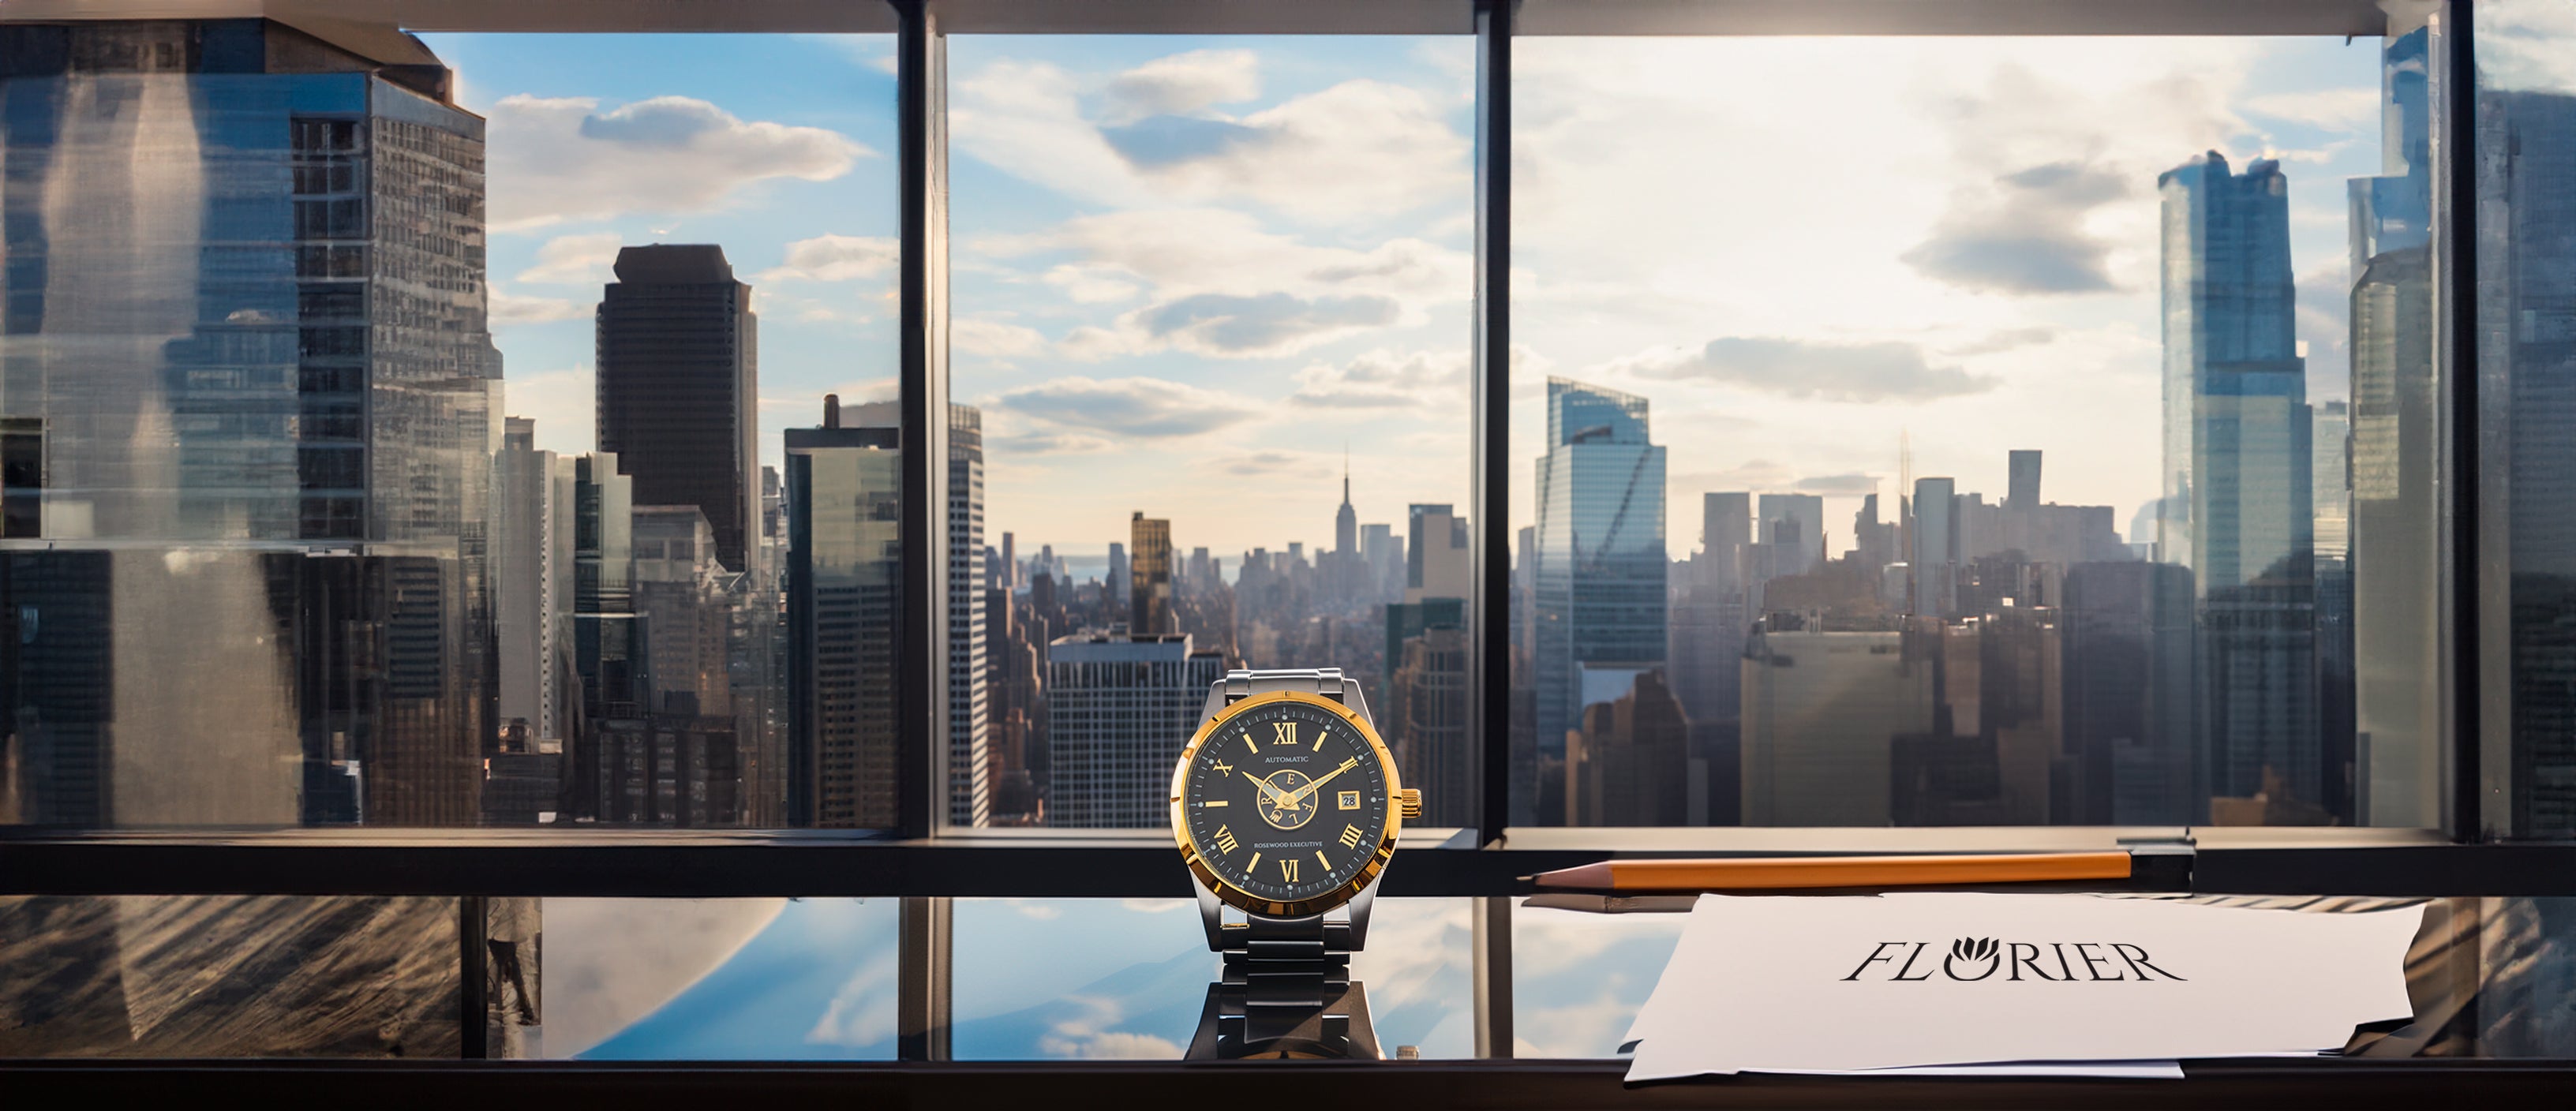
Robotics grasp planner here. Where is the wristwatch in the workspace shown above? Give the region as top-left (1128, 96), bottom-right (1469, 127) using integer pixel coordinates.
top-left (1169, 668), bottom-right (1421, 1058)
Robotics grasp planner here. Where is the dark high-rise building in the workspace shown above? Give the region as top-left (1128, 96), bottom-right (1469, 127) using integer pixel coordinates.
top-left (1131, 511), bottom-right (1174, 635)
top-left (1531, 378), bottom-right (1668, 773)
top-left (0, 18), bottom-right (497, 827)
top-left (784, 403), bottom-right (902, 829)
top-left (2057, 561), bottom-right (2199, 824)
top-left (1566, 669), bottom-right (1690, 825)
top-left (2159, 150), bottom-right (2320, 817)
top-left (596, 245), bottom-right (758, 574)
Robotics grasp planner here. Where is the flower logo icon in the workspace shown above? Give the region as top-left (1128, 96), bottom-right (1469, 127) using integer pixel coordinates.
top-left (1942, 937), bottom-right (2001, 980)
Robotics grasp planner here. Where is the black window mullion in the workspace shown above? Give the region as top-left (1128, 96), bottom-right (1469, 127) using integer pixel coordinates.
top-left (1472, 0), bottom-right (1515, 850)
top-left (894, 0), bottom-right (950, 842)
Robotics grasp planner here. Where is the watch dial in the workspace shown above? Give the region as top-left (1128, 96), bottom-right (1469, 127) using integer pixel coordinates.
top-left (1180, 698), bottom-right (1393, 905)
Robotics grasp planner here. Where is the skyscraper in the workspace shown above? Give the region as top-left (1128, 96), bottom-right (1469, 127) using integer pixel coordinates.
top-left (596, 245), bottom-right (758, 574)
top-left (784, 402), bottom-right (902, 829)
top-left (1043, 632), bottom-right (1224, 828)
top-left (1531, 377), bottom-right (1668, 777)
top-left (2159, 150), bottom-right (2320, 814)
top-left (1391, 503), bottom-right (1470, 825)
top-left (1130, 511), bottom-right (1174, 635)
top-left (496, 418), bottom-right (566, 748)
top-left (2006, 450), bottom-right (2042, 513)
top-left (1910, 477), bottom-right (1958, 618)
top-left (1406, 503), bottom-right (1472, 604)
top-left (1757, 493), bottom-right (1826, 578)
top-left (946, 404), bottom-right (990, 827)
top-left (0, 18), bottom-right (497, 826)
top-left (566, 452), bottom-right (646, 822)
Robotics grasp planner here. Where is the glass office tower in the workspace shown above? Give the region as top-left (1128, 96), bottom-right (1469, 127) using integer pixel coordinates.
top-left (0, 19), bottom-right (498, 826)
top-left (1529, 377), bottom-right (1667, 820)
top-left (2158, 151), bottom-right (2320, 817)
top-left (784, 406), bottom-right (902, 829)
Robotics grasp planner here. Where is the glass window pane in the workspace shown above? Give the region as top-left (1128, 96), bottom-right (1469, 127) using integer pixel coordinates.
top-left (2476, 0), bottom-right (2576, 839)
top-left (0, 24), bottom-right (900, 829)
top-left (0, 895), bottom-right (462, 1057)
top-left (949, 896), bottom-right (1471, 1059)
top-left (537, 897), bottom-right (896, 1059)
top-left (1509, 22), bottom-right (2442, 829)
top-left (945, 35), bottom-right (1474, 829)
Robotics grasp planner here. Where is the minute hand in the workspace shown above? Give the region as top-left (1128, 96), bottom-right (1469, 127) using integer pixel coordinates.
top-left (1283, 758), bottom-right (1359, 806)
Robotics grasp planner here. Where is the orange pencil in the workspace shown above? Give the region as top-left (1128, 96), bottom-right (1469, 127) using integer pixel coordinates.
top-left (1528, 851), bottom-right (2133, 892)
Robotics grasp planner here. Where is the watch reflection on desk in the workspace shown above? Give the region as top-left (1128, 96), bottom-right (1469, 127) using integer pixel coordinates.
top-left (1185, 976), bottom-right (1383, 1060)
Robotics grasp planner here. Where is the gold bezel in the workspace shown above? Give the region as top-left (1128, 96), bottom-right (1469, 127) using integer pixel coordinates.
top-left (1168, 689), bottom-right (1404, 918)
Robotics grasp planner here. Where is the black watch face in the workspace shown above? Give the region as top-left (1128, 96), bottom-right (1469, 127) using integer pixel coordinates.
top-left (1179, 696), bottom-right (1392, 906)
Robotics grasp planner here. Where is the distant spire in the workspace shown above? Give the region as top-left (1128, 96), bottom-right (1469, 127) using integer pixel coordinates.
top-left (1342, 442), bottom-right (1351, 505)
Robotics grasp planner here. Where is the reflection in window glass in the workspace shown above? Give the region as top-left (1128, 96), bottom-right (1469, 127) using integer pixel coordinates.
top-left (2477, 1), bottom-right (2576, 839)
top-left (541, 897), bottom-right (893, 1060)
top-left (0, 22), bottom-right (899, 829)
top-left (1510, 21), bottom-right (2441, 829)
top-left (945, 36), bottom-right (1474, 829)
top-left (1511, 903), bottom-right (1685, 1058)
top-left (950, 897), bottom-right (1470, 1059)
top-left (0, 895), bottom-right (461, 1057)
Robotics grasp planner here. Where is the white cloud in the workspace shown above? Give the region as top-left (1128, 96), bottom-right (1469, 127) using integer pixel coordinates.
top-left (1036, 997), bottom-right (1182, 1060)
top-left (979, 209), bottom-right (1467, 305)
top-left (2245, 87), bottom-right (2381, 132)
top-left (1042, 262), bottom-right (1144, 304)
top-left (805, 948), bottom-right (900, 1048)
top-left (488, 95), bottom-right (870, 231)
top-left (989, 375), bottom-right (1259, 440)
top-left (954, 316), bottom-right (1050, 360)
top-left (953, 60), bottom-right (1466, 224)
top-left (1289, 348), bottom-right (1466, 409)
top-left (1099, 49), bottom-right (1260, 123)
top-left (760, 234), bottom-right (900, 283)
top-left (515, 231), bottom-right (625, 286)
top-left (489, 290), bottom-right (589, 324)
top-left (1612, 336), bottom-right (1994, 403)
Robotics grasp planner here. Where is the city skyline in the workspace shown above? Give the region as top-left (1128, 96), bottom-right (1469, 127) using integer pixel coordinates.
top-left (429, 32), bottom-right (2388, 559)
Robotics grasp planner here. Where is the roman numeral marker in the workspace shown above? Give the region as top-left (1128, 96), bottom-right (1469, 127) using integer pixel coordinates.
top-left (1212, 825), bottom-right (1238, 854)
top-left (1339, 824), bottom-right (1364, 848)
top-left (1279, 858), bottom-right (1300, 882)
top-left (1271, 721), bottom-right (1297, 746)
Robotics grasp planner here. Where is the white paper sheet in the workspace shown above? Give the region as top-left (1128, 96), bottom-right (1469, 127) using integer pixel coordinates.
top-left (1623, 893), bottom-right (2421, 1081)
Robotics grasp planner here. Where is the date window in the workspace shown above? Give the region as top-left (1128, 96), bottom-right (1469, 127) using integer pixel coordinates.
top-left (1338, 791), bottom-right (1361, 810)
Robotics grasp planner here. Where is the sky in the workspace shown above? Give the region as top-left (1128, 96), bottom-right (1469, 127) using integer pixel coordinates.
top-left (424, 28), bottom-right (2417, 569)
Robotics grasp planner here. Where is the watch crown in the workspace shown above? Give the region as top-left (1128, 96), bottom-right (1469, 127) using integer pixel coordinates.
top-left (1398, 788), bottom-right (1422, 821)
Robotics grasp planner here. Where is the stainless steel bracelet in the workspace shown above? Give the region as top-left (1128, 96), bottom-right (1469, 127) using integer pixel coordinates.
top-left (1220, 667), bottom-right (1349, 705)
